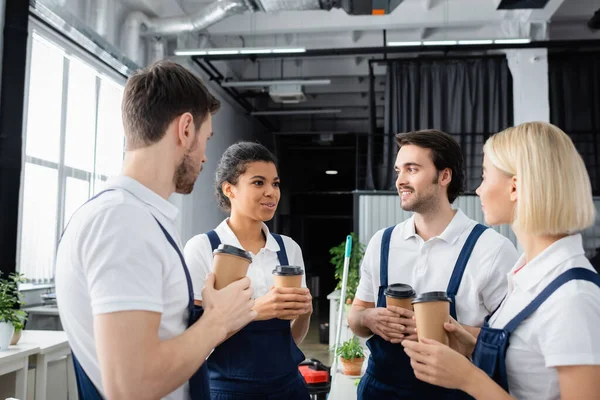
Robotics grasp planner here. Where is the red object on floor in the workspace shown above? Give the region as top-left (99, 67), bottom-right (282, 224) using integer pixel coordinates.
top-left (299, 365), bottom-right (329, 384)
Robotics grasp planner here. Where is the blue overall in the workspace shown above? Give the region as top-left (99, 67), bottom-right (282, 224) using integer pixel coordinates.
top-left (357, 223), bottom-right (487, 400)
top-left (472, 267), bottom-right (600, 392)
top-left (205, 230), bottom-right (309, 400)
top-left (68, 189), bottom-right (210, 399)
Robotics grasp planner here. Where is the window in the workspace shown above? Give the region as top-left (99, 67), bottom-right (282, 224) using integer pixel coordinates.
top-left (18, 29), bottom-right (126, 282)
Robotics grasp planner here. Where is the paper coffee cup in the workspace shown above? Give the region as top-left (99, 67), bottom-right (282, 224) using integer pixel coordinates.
top-left (412, 291), bottom-right (451, 345)
top-left (384, 283), bottom-right (415, 310)
top-left (212, 244), bottom-right (252, 290)
top-left (272, 265), bottom-right (304, 288)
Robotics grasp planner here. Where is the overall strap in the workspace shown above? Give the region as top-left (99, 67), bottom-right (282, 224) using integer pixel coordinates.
top-left (504, 268), bottom-right (600, 333)
top-left (154, 217), bottom-right (194, 316)
top-left (271, 233), bottom-right (289, 265)
top-left (206, 230), bottom-right (221, 252)
top-left (379, 226), bottom-right (395, 288)
top-left (447, 223), bottom-right (487, 319)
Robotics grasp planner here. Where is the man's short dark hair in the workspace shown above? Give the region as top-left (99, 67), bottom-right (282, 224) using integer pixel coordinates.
top-left (395, 129), bottom-right (465, 203)
top-left (122, 60), bottom-right (220, 150)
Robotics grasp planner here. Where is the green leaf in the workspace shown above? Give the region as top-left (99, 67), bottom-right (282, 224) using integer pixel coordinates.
top-left (334, 336), bottom-right (364, 361)
top-left (328, 233), bottom-right (365, 304)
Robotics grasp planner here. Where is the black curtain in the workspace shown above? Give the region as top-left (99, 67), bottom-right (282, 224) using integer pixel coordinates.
top-left (549, 52), bottom-right (600, 195)
top-left (365, 56), bottom-right (513, 191)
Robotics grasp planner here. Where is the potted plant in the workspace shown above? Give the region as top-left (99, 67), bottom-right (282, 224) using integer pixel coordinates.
top-left (336, 336), bottom-right (365, 376)
top-left (329, 233), bottom-right (365, 311)
top-left (0, 273), bottom-right (27, 349)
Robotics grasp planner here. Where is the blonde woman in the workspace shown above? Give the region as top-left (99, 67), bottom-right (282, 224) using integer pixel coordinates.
top-left (402, 122), bottom-right (600, 400)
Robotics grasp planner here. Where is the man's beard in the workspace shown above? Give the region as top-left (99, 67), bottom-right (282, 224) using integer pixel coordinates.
top-left (174, 151), bottom-right (199, 194)
top-left (400, 174), bottom-right (440, 214)
top-left (400, 189), bottom-right (439, 214)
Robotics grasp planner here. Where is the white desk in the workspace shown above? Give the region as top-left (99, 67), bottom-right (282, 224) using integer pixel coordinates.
top-left (19, 330), bottom-right (77, 400)
top-left (0, 341), bottom-right (40, 399)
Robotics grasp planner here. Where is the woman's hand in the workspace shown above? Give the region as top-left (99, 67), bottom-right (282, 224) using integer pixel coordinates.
top-left (445, 317), bottom-right (477, 357)
top-left (402, 338), bottom-right (478, 391)
top-left (253, 286), bottom-right (311, 321)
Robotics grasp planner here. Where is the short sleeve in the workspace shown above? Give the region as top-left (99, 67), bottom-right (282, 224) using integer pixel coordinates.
top-left (79, 205), bottom-right (167, 315)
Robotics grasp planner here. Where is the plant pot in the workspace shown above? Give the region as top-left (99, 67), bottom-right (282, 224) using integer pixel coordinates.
top-left (0, 322), bottom-right (15, 351)
top-left (10, 329), bottom-right (22, 345)
top-left (340, 356), bottom-right (364, 376)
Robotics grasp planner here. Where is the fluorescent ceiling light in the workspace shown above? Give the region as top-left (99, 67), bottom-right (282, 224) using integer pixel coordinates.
top-left (251, 109), bottom-right (342, 116)
top-left (325, 170), bottom-right (339, 175)
top-left (272, 48), bottom-right (306, 53)
top-left (240, 48), bottom-right (273, 54)
top-left (174, 47), bottom-right (306, 56)
top-left (387, 41), bottom-right (422, 47)
top-left (423, 40), bottom-right (458, 46)
top-left (458, 40), bottom-right (494, 45)
top-left (222, 79), bottom-right (331, 88)
top-left (174, 49), bottom-right (207, 56)
top-left (494, 38), bottom-right (531, 44)
top-left (207, 49), bottom-right (240, 55)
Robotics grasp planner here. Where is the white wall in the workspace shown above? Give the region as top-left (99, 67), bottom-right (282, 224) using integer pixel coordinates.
top-left (171, 59), bottom-right (270, 244)
top-left (506, 48), bottom-right (550, 125)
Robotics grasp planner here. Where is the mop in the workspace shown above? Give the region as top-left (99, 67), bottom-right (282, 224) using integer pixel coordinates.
top-left (328, 234), bottom-right (353, 395)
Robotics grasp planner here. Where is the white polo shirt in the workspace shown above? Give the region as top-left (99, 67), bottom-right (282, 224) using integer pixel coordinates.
top-left (489, 234), bottom-right (600, 400)
top-left (355, 209), bottom-right (519, 325)
top-left (183, 219), bottom-right (307, 301)
top-left (55, 176), bottom-right (189, 400)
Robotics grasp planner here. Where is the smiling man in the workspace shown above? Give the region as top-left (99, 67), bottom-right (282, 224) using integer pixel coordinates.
top-left (348, 129), bottom-right (518, 400)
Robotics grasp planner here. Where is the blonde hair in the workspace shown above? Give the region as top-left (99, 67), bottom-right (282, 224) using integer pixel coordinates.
top-left (484, 122), bottom-right (596, 235)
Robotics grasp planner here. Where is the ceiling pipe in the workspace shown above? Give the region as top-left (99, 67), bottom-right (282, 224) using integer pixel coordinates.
top-left (90, 0), bottom-right (116, 45)
top-left (122, 0), bottom-right (249, 66)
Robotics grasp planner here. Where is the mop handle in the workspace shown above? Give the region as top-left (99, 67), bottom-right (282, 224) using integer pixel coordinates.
top-left (331, 235), bottom-right (353, 385)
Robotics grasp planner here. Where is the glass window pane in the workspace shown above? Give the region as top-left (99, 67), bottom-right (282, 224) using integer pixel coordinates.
top-left (25, 34), bottom-right (64, 162)
top-left (96, 78), bottom-right (124, 176)
top-left (64, 57), bottom-right (97, 172)
top-left (94, 78), bottom-right (125, 193)
top-left (19, 163), bottom-right (58, 282)
top-left (64, 177), bottom-right (91, 229)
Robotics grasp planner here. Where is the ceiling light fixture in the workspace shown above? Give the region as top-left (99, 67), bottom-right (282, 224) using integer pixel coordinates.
top-left (386, 38), bottom-right (531, 47)
top-left (458, 40), bottom-right (494, 45)
top-left (387, 41), bottom-right (422, 47)
top-left (174, 47), bottom-right (307, 56)
top-left (325, 170), bottom-right (339, 175)
top-left (222, 79), bottom-right (331, 88)
top-left (207, 49), bottom-right (239, 55)
top-left (423, 40), bottom-right (458, 46)
top-left (493, 38), bottom-right (531, 44)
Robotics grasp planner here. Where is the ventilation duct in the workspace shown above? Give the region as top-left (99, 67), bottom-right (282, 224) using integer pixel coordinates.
top-left (256, 0), bottom-right (403, 14)
top-left (123, 0), bottom-right (405, 65)
top-left (90, 0), bottom-right (116, 44)
top-left (145, 0), bottom-right (249, 36)
top-left (256, 0), bottom-right (337, 12)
